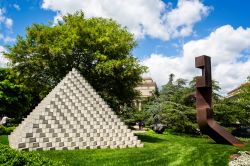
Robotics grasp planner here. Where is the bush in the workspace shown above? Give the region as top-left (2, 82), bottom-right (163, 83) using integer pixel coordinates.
top-left (0, 125), bottom-right (5, 135)
top-left (5, 126), bottom-right (15, 135)
top-left (145, 101), bottom-right (199, 135)
top-left (120, 106), bottom-right (147, 126)
top-left (0, 144), bottom-right (67, 166)
top-left (5, 118), bottom-right (18, 127)
top-left (0, 125), bottom-right (15, 135)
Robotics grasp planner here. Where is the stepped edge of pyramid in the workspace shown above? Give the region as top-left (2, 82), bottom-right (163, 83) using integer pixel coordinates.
top-left (9, 68), bottom-right (143, 151)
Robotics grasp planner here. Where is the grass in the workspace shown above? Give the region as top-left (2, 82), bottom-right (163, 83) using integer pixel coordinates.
top-left (0, 135), bottom-right (8, 145)
top-left (1, 131), bottom-right (249, 166)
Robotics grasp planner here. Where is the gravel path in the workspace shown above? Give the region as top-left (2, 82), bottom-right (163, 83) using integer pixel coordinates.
top-left (229, 151), bottom-right (250, 166)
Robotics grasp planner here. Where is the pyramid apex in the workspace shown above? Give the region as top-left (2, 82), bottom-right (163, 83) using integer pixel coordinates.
top-left (71, 68), bottom-right (81, 75)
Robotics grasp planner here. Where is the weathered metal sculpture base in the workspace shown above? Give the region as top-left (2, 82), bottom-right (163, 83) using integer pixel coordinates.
top-left (195, 55), bottom-right (244, 147)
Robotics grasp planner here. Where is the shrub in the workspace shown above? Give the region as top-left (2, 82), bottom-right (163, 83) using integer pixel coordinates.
top-left (5, 126), bottom-right (16, 134)
top-left (0, 125), bottom-right (5, 135)
top-left (0, 125), bottom-right (15, 135)
top-left (120, 106), bottom-right (147, 126)
top-left (0, 144), bottom-right (67, 166)
top-left (145, 101), bottom-right (199, 135)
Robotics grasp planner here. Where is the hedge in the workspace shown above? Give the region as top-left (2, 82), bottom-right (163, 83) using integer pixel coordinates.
top-left (0, 125), bottom-right (15, 135)
top-left (0, 144), bottom-right (67, 166)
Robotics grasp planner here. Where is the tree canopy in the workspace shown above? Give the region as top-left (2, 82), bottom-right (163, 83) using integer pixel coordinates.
top-left (214, 78), bottom-right (250, 125)
top-left (143, 74), bottom-right (198, 134)
top-left (143, 74), bottom-right (249, 135)
top-left (0, 68), bottom-right (35, 122)
top-left (4, 12), bottom-right (147, 112)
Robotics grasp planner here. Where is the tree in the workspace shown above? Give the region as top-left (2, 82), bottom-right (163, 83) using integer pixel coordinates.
top-left (189, 77), bottom-right (222, 104)
top-left (160, 76), bottom-right (191, 105)
top-left (168, 73), bottom-right (175, 85)
top-left (159, 73), bottom-right (176, 102)
top-left (214, 77), bottom-right (250, 125)
top-left (247, 76), bottom-right (250, 82)
top-left (176, 78), bottom-right (187, 88)
top-left (120, 106), bottom-right (147, 126)
top-left (234, 82), bottom-right (250, 124)
top-left (0, 68), bottom-right (35, 122)
top-left (145, 100), bottom-right (197, 134)
top-left (144, 75), bottom-right (198, 134)
top-left (4, 11), bottom-right (147, 112)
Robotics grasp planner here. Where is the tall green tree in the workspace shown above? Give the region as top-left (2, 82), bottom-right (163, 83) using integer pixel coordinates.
top-left (247, 76), bottom-right (250, 82)
top-left (0, 68), bottom-right (35, 122)
top-left (4, 11), bottom-right (147, 112)
top-left (144, 75), bottom-right (198, 134)
top-left (214, 77), bottom-right (250, 125)
top-left (189, 77), bottom-right (222, 104)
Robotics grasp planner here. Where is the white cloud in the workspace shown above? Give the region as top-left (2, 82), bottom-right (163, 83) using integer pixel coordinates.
top-left (3, 36), bottom-right (15, 43)
top-left (42, 0), bottom-right (210, 40)
top-left (0, 8), bottom-right (14, 43)
top-left (0, 33), bottom-right (15, 43)
top-left (165, 0), bottom-right (210, 37)
top-left (13, 4), bottom-right (21, 11)
top-left (142, 25), bottom-right (250, 95)
top-left (0, 8), bottom-right (5, 22)
top-left (143, 54), bottom-right (184, 87)
top-left (4, 18), bottom-right (13, 29)
top-left (0, 46), bottom-right (8, 67)
top-left (0, 8), bottom-right (13, 29)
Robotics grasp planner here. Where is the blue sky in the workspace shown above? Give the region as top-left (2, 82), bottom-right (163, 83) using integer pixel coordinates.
top-left (0, 0), bottom-right (250, 94)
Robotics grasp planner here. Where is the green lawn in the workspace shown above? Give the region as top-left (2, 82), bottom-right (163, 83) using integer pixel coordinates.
top-left (0, 135), bottom-right (8, 145)
top-left (1, 131), bottom-right (249, 166)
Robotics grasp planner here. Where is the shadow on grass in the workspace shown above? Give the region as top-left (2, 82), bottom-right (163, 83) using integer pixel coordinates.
top-left (166, 130), bottom-right (202, 137)
top-left (137, 134), bottom-right (164, 143)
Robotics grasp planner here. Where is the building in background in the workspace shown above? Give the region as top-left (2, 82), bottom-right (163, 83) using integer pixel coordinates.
top-left (135, 77), bottom-right (157, 110)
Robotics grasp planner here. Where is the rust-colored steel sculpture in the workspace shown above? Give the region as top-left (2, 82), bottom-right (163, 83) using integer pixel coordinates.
top-left (195, 55), bottom-right (244, 147)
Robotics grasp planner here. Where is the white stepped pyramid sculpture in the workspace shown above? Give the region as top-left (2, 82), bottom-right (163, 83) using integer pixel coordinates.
top-left (9, 68), bottom-right (143, 151)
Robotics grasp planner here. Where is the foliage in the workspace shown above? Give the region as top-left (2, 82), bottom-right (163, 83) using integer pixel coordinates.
top-left (214, 80), bottom-right (250, 125)
top-left (189, 76), bottom-right (222, 104)
top-left (0, 71), bottom-right (35, 122)
top-left (3, 118), bottom-right (17, 127)
top-left (0, 144), bottom-right (67, 166)
top-left (144, 74), bottom-right (199, 134)
top-left (143, 73), bottom-right (232, 135)
top-left (0, 125), bottom-right (5, 135)
top-left (214, 99), bottom-right (241, 125)
top-left (247, 76), bottom-right (250, 82)
top-left (120, 106), bottom-right (147, 126)
top-left (4, 11), bottom-right (147, 112)
top-left (141, 72), bottom-right (250, 136)
top-left (0, 68), bottom-right (15, 82)
top-left (0, 125), bottom-right (15, 135)
top-left (145, 100), bottom-right (197, 134)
